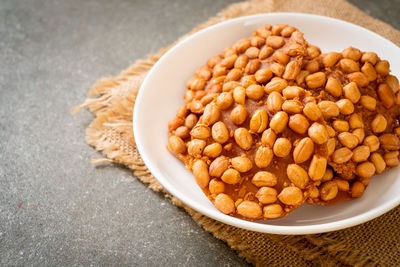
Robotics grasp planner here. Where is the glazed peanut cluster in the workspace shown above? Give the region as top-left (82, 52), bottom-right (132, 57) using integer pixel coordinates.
top-left (167, 24), bottom-right (400, 221)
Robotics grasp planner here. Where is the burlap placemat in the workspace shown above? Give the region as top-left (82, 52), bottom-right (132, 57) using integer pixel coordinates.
top-left (75, 0), bottom-right (400, 265)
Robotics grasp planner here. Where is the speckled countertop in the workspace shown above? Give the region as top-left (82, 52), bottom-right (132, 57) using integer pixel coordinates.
top-left (1, 0), bottom-right (399, 265)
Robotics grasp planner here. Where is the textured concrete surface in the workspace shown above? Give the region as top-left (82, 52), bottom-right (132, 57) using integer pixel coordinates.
top-left (0, 0), bottom-right (399, 266)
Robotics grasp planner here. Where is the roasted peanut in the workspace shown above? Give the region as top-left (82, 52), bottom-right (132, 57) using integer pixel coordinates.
top-left (282, 86), bottom-right (303, 99)
top-left (321, 168), bottom-right (334, 182)
top-left (271, 63), bottom-right (285, 77)
top-left (349, 113), bottom-right (364, 129)
top-left (237, 201), bottom-right (262, 219)
top-left (168, 135), bottom-right (186, 154)
top-left (267, 36), bottom-right (285, 49)
top-left (261, 129), bottom-right (277, 148)
top-left (287, 164), bottom-right (309, 188)
top-left (266, 91), bottom-right (283, 114)
top-left (249, 109), bottom-right (268, 133)
top-left (379, 134), bottom-right (400, 151)
top-left (296, 70), bottom-right (310, 85)
top-left (263, 204), bottom-right (284, 219)
top-left (377, 83), bottom-right (395, 109)
top-left (351, 181), bottom-right (365, 198)
top-left (361, 62), bottom-right (377, 81)
top-left (327, 138), bottom-right (336, 156)
top-left (230, 104), bottom-right (247, 125)
top-left (255, 146), bottom-right (274, 168)
top-left (270, 111), bottom-right (288, 134)
top-left (320, 181), bottom-right (338, 201)
top-left (250, 35), bottom-right (265, 48)
top-left (256, 187), bottom-right (278, 204)
top-left (333, 120), bottom-right (349, 132)
top-left (255, 68), bottom-right (273, 84)
top-left (211, 121), bottom-right (229, 143)
top-left (343, 82), bottom-right (361, 103)
top-left (336, 99), bottom-right (354, 115)
top-left (338, 132), bottom-right (359, 149)
top-left (221, 54), bottom-right (238, 69)
top-left (169, 116), bottom-right (184, 131)
top-left (231, 156), bottom-right (253, 173)
top-left (332, 147), bottom-right (353, 163)
top-left (309, 155), bottom-right (327, 181)
top-left (308, 122), bottom-right (328, 144)
top-left (216, 92), bottom-right (233, 110)
top-left (293, 137), bottom-right (314, 164)
top-left (289, 114), bottom-right (310, 134)
top-left (305, 60), bottom-right (320, 73)
top-left (318, 101), bottom-right (339, 118)
top-left (307, 45), bottom-right (321, 59)
top-left (207, 55), bottom-right (222, 68)
top-left (342, 47), bottom-right (362, 61)
top-left (233, 86), bottom-right (246, 104)
top-left (305, 72), bottom-right (326, 88)
top-left (192, 160), bottom-right (210, 188)
top-left (246, 84), bottom-right (264, 100)
top-left (360, 95), bottom-right (376, 111)
top-left (187, 139), bottom-right (206, 157)
top-left (340, 58), bottom-right (360, 73)
top-left (370, 152), bottom-right (386, 174)
top-left (202, 103), bottom-right (220, 126)
top-left (203, 143), bottom-right (222, 158)
top-left (191, 124), bottom-right (210, 139)
top-left (323, 52), bottom-right (341, 67)
top-left (214, 193), bottom-right (235, 214)
top-left (303, 102), bottom-right (322, 121)
top-left (352, 145), bottom-right (370, 162)
top-left (273, 138), bottom-right (292, 158)
top-left (386, 75), bottom-right (400, 93)
top-left (371, 114), bottom-right (387, 133)
top-left (209, 179), bottom-right (225, 195)
top-left (175, 126), bottom-right (190, 139)
top-left (272, 51), bottom-right (290, 65)
top-left (384, 151), bottom-right (399, 167)
top-left (333, 178), bottom-right (350, 192)
top-left (348, 72), bottom-right (369, 87)
top-left (245, 46), bottom-right (260, 59)
top-left (363, 135), bottom-right (380, 152)
top-left (283, 60), bottom-right (301, 80)
top-left (234, 128), bottom-right (253, 150)
top-left (282, 100), bottom-right (303, 114)
top-left (209, 156), bottom-right (230, 178)
top-left (278, 187), bottom-right (303, 206)
top-left (264, 77), bottom-right (288, 93)
top-left (245, 59), bottom-right (261, 74)
top-left (281, 26), bottom-right (296, 37)
top-left (234, 55), bottom-right (249, 69)
top-left (325, 77), bottom-right (343, 97)
top-left (252, 171), bottom-right (277, 187)
top-left (375, 60), bottom-right (390, 75)
top-left (259, 46), bottom-right (274, 60)
top-left (234, 38), bottom-right (251, 53)
top-left (352, 128), bottom-right (365, 144)
top-left (221, 168), bottom-right (241, 184)
top-left (361, 52), bottom-right (379, 65)
top-left (356, 161), bottom-right (376, 177)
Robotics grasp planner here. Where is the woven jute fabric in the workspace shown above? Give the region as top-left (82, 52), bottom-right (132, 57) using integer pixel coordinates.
top-left (75, 0), bottom-right (400, 265)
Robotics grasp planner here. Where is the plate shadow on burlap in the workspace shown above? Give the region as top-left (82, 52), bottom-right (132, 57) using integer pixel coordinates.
top-left (74, 0), bottom-right (400, 265)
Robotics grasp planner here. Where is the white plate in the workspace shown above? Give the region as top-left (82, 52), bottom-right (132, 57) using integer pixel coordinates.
top-left (133, 13), bottom-right (400, 234)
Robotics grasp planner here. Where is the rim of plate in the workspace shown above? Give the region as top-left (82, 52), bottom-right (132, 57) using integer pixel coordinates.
top-left (133, 12), bottom-right (400, 234)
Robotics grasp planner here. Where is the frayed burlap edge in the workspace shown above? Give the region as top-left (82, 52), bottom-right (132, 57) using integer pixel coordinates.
top-left (74, 0), bottom-right (400, 265)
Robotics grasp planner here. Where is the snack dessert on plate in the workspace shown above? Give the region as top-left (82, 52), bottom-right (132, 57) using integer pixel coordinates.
top-left (167, 24), bottom-right (400, 221)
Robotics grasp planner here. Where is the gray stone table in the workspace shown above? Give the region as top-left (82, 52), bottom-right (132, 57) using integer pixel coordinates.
top-left (1, 0), bottom-right (399, 265)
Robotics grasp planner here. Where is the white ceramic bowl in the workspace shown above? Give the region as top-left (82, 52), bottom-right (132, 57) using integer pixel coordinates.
top-left (134, 13), bottom-right (400, 234)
